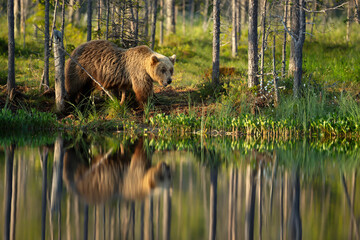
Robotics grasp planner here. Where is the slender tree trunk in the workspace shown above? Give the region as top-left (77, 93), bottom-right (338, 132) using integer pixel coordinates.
top-left (182, 0), bottom-right (186, 33)
top-left (69, 0), bottom-right (75, 23)
top-left (354, 0), bottom-right (360, 23)
top-left (20, 0), bottom-right (27, 47)
top-left (281, 0), bottom-right (288, 78)
top-left (144, 0), bottom-right (149, 37)
top-left (231, 0), bottom-right (238, 57)
top-left (241, 0), bottom-right (248, 26)
top-left (53, 30), bottom-right (66, 112)
top-left (134, 0), bottom-right (139, 45)
top-left (293, 0), bottom-right (306, 98)
top-left (87, 0), bottom-right (93, 41)
top-left (14, 0), bottom-right (20, 38)
top-left (347, 0), bottom-right (351, 42)
top-left (166, 0), bottom-right (175, 34)
top-left (105, 0), bottom-right (110, 40)
top-left (288, 0), bottom-right (299, 77)
top-left (236, 0), bottom-right (241, 41)
top-left (273, 36), bottom-right (279, 106)
top-left (310, 0), bottom-right (316, 40)
top-left (40, 0), bottom-right (50, 90)
top-left (212, 0), bottom-right (220, 85)
top-left (209, 167), bottom-right (218, 240)
top-left (248, 0), bottom-right (259, 88)
top-left (7, 0), bottom-right (16, 96)
top-left (160, 0), bottom-right (164, 45)
top-left (150, 0), bottom-right (158, 49)
top-left (97, 0), bottom-right (101, 38)
top-left (260, 0), bottom-right (268, 88)
top-left (4, 146), bottom-right (15, 240)
top-left (190, 0), bottom-right (194, 27)
top-left (203, 0), bottom-right (209, 31)
top-left (49, 0), bottom-right (59, 52)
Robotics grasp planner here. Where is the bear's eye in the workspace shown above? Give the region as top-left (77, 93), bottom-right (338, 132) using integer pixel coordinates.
top-left (170, 68), bottom-right (173, 75)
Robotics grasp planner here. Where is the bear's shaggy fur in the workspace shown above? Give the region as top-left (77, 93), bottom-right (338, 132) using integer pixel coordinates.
top-left (65, 40), bottom-right (176, 105)
top-left (63, 139), bottom-right (171, 204)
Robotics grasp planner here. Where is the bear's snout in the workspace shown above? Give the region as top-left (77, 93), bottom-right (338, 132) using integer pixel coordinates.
top-left (167, 78), bottom-right (172, 84)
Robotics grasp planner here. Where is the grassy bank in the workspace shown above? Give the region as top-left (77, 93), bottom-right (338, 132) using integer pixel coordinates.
top-left (1, 16), bottom-right (360, 139)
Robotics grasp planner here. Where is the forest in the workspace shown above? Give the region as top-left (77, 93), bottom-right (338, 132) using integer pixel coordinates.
top-left (1, 0), bottom-right (360, 136)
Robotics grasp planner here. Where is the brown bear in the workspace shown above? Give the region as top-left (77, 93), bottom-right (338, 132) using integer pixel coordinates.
top-left (65, 40), bottom-right (176, 106)
top-left (63, 138), bottom-right (171, 204)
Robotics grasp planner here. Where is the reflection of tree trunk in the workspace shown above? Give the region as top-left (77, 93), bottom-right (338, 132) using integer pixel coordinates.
top-left (288, 170), bottom-right (302, 240)
top-left (280, 171), bottom-right (284, 240)
top-left (163, 188), bottom-right (171, 240)
top-left (66, 196), bottom-right (71, 240)
top-left (232, 170), bottom-right (238, 240)
top-left (209, 167), bottom-right (218, 240)
top-left (228, 168), bottom-right (234, 240)
top-left (144, 197), bottom-right (154, 240)
top-left (10, 154), bottom-right (18, 240)
top-left (269, 152), bottom-right (278, 216)
top-left (341, 173), bottom-right (360, 239)
top-left (245, 165), bottom-right (256, 240)
top-left (258, 162), bottom-right (263, 240)
top-left (202, 165), bottom-right (209, 234)
top-left (51, 137), bottom-right (64, 212)
top-left (40, 147), bottom-right (49, 240)
top-left (4, 145), bottom-right (15, 240)
top-left (350, 171), bottom-right (357, 239)
top-left (177, 161), bottom-right (183, 237)
top-left (84, 205), bottom-right (89, 240)
top-left (141, 201), bottom-right (145, 240)
top-left (156, 197), bottom-right (160, 240)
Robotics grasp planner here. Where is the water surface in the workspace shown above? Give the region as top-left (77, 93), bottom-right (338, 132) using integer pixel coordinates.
top-left (1, 135), bottom-right (359, 240)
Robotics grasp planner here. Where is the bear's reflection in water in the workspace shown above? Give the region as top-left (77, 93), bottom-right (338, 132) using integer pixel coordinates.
top-left (63, 138), bottom-right (171, 204)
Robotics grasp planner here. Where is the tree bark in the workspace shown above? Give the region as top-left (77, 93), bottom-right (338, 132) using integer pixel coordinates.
top-left (245, 165), bottom-right (256, 240)
top-left (166, 0), bottom-right (175, 34)
top-left (347, 0), bottom-right (351, 42)
top-left (20, 0), bottom-right (28, 47)
top-left (281, 0), bottom-right (288, 78)
top-left (105, 0), bottom-right (110, 40)
top-left (293, 0), bottom-right (306, 98)
top-left (231, 0), bottom-right (238, 57)
top-left (87, 0), bottom-right (93, 41)
top-left (248, 0), bottom-right (259, 88)
top-left (273, 36), bottom-right (279, 106)
top-left (212, 0), bottom-right (220, 85)
top-left (354, 0), bottom-right (360, 23)
top-left (7, 0), bottom-right (16, 96)
top-left (190, 0), bottom-right (194, 27)
top-left (150, 0), bottom-right (158, 49)
top-left (97, 0), bottom-right (101, 39)
top-left (144, 0), bottom-right (149, 37)
top-left (160, 0), bottom-right (164, 45)
top-left (53, 30), bottom-right (66, 113)
top-left (14, 0), bottom-right (20, 38)
top-left (288, 0), bottom-right (300, 77)
top-left (203, 0), bottom-right (209, 31)
top-left (260, 0), bottom-right (268, 88)
top-left (241, 0), bottom-right (248, 26)
top-left (182, 0), bottom-right (186, 33)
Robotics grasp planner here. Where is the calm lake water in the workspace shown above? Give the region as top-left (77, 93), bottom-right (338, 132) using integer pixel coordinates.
top-left (1, 135), bottom-right (360, 240)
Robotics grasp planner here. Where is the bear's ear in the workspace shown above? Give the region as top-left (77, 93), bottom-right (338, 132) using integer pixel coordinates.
top-left (169, 54), bottom-right (176, 64)
top-left (151, 55), bottom-right (159, 65)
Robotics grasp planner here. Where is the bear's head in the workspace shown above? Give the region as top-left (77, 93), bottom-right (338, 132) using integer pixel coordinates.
top-left (149, 53), bottom-right (176, 87)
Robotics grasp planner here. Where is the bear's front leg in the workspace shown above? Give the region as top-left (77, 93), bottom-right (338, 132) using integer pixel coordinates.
top-left (120, 90), bottom-right (126, 105)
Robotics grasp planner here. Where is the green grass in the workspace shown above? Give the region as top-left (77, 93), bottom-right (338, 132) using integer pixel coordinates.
top-left (1, 14), bottom-right (360, 138)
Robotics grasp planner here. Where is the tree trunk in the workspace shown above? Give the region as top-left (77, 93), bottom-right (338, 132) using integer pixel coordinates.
top-left (281, 0), bottom-right (288, 78)
top-left (241, 0), bottom-right (248, 26)
top-left (20, 0), bottom-right (28, 47)
top-left (354, 0), bottom-right (360, 23)
top-left (236, 0), bottom-right (241, 41)
top-left (209, 167), bottom-right (218, 240)
top-left (288, 0), bottom-right (300, 77)
top-left (166, 0), bottom-right (175, 34)
top-left (150, 0), bottom-right (158, 49)
top-left (293, 0), bottom-right (306, 98)
top-left (49, 0), bottom-right (59, 51)
top-left (212, 0), bottom-right (220, 85)
top-left (160, 0), bottom-right (164, 45)
top-left (231, 0), bottom-right (238, 57)
top-left (260, 0), bottom-right (268, 88)
top-left (203, 0), bottom-right (209, 31)
top-left (105, 0), bottom-right (110, 39)
top-left (69, 0), bottom-right (75, 23)
top-left (97, 0), bottom-right (101, 39)
top-left (7, 0), bottom-right (16, 96)
top-left (347, 0), bottom-right (351, 42)
top-left (190, 0), bottom-right (194, 27)
top-left (273, 36), bottom-right (279, 106)
top-left (182, 0), bottom-right (186, 33)
top-left (134, 0), bottom-right (139, 45)
top-left (87, 0), bottom-right (93, 41)
top-left (53, 30), bottom-right (66, 113)
top-left (310, 0), bottom-right (316, 40)
top-left (144, 0), bottom-right (149, 37)
top-left (14, 0), bottom-right (20, 38)
top-left (248, 0), bottom-right (259, 88)
top-left (40, 0), bottom-right (50, 91)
